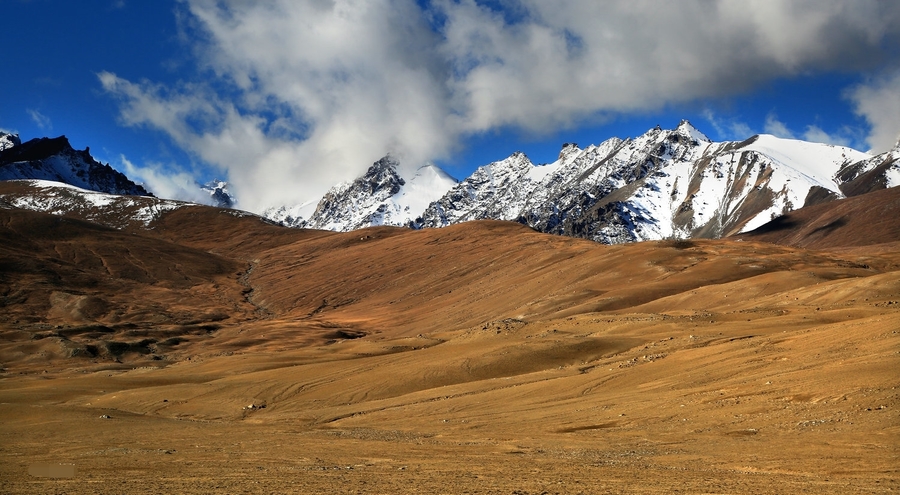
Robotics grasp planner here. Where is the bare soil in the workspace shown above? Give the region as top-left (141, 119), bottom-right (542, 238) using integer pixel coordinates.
top-left (1, 199), bottom-right (898, 494)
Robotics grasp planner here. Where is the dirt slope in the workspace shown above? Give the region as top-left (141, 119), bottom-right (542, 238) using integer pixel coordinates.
top-left (0, 201), bottom-right (898, 494)
top-left (735, 186), bottom-right (900, 250)
top-left (0, 208), bottom-right (256, 366)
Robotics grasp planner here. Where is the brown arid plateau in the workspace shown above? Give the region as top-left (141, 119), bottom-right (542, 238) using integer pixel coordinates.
top-left (1, 188), bottom-right (899, 494)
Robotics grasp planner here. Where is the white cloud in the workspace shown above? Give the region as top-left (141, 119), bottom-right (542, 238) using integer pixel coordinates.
top-left (847, 69), bottom-right (900, 153)
top-left (100, 0), bottom-right (454, 212)
top-left (763, 114), bottom-right (795, 139)
top-left (100, 0), bottom-right (900, 213)
top-left (118, 155), bottom-right (213, 205)
top-left (801, 125), bottom-right (857, 148)
top-left (27, 109), bottom-right (52, 130)
top-left (764, 113), bottom-right (863, 148)
top-left (701, 109), bottom-right (754, 141)
top-left (436, 0), bottom-right (900, 133)
top-left (99, 70), bottom-right (407, 212)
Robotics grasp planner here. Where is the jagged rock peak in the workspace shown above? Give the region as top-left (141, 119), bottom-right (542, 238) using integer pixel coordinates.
top-left (0, 134), bottom-right (150, 197)
top-left (361, 154), bottom-right (405, 195)
top-left (674, 119), bottom-right (712, 144)
top-left (201, 179), bottom-right (233, 208)
top-left (558, 142), bottom-right (580, 161)
top-left (0, 131), bottom-right (21, 151)
top-left (369, 153), bottom-right (400, 171)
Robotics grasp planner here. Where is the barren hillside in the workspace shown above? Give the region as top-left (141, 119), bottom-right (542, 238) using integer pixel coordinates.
top-left (1, 189), bottom-right (898, 493)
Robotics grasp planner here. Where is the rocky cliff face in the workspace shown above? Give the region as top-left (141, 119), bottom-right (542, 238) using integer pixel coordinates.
top-left (0, 134), bottom-right (150, 196)
top-left (0, 131), bottom-right (21, 151)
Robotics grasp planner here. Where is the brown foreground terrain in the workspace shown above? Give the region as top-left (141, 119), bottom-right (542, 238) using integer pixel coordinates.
top-left (1, 188), bottom-right (899, 493)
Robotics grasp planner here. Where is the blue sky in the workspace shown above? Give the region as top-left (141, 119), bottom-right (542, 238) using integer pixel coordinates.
top-left (2, 0), bottom-right (899, 212)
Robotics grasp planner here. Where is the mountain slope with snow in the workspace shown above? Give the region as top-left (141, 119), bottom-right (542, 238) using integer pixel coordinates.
top-left (413, 121), bottom-right (874, 243)
top-left (266, 155), bottom-right (458, 231)
top-left (0, 180), bottom-right (189, 229)
top-left (253, 120), bottom-right (882, 244)
top-left (0, 133), bottom-right (150, 196)
top-left (3, 124), bottom-right (892, 246)
top-left (834, 140), bottom-right (900, 197)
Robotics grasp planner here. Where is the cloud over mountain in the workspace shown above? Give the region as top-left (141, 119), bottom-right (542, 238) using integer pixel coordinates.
top-left (99, 0), bottom-right (900, 213)
top-left (847, 69), bottom-right (900, 153)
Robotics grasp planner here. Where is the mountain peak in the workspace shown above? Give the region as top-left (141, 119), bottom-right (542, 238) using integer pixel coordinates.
top-left (201, 179), bottom-right (233, 208)
top-left (0, 131), bottom-right (21, 151)
top-left (0, 134), bottom-right (149, 196)
top-left (361, 155), bottom-right (405, 195)
top-left (371, 154), bottom-right (400, 169)
top-left (414, 162), bottom-right (458, 183)
top-left (304, 155), bottom-right (456, 231)
top-left (558, 142), bottom-right (580, 161)
top-left (674, 119), bottom-right (711, 144)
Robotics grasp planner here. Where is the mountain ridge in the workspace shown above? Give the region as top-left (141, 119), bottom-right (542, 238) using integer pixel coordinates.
top-left (260, 120), bottom-right (897, 244)
top-left (264, 155), bottom-right (459, 231)
top-left (3, 123), bottom-right (898, 246)
top-left (0, 132), bottom-right (150, 197)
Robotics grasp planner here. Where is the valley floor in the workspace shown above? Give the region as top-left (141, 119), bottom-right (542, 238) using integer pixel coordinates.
top-left (2, 300), bottom-right (898, 494)
top-left (1, 213), bottom-right (898, 493)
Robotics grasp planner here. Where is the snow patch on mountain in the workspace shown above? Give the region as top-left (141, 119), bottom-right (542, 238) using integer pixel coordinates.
top-left (265, 156), bottom-right (458, 231)
top-left (415, 120), bottom-right (876, 243)
top-left (0, 135), bottom-right (149, 196)
top-left (737, 134), bottom-right (868, 191)
top-left (0, 131), bottom-right (21, 151)
top-left (200, 179), bottom-right (234, 208)
top-left (888, 147), bottom-right (900, 188)
top-left (1, 179), bottom-right (184, 228)
top-left (396, 164), bottom-right (459, 223)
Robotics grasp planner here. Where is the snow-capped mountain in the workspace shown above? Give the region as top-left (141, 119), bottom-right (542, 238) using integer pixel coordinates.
top-left (0, 131), bottom-right (20, 151)
top-left (414, 121), bottom-right (874, 243)
top-left (3, 123), bottom-right (896, 246)
top-left (266, 155), bottom-right (458, 231)
top-left (201, 178), bottom-right (234, 208)
top-left (0, 132), bottom-right (150, 196)
top-left (256, 120), bottom-right (892, 243)
top-left (834, 140), bottom-right (900, 197)
top-left (0, 180), bottom-right (184, 229)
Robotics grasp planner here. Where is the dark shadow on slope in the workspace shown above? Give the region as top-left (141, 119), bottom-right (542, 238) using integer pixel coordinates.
top-left (741, 215), bottom-right (798, 235)
top-left (807, 217), bottom-right (847, 238)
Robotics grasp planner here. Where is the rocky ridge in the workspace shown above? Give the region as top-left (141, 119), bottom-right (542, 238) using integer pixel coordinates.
top-left (283, 121), bottom-right (896, 244)
top-left (201, 179), bottom-right (234, 208)
top-left (3, 123), bottom-right (898, 245)
top-left (266, 155), bottom-right (459, 231)
top-left (0, 132), bottom-right (150, 197)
